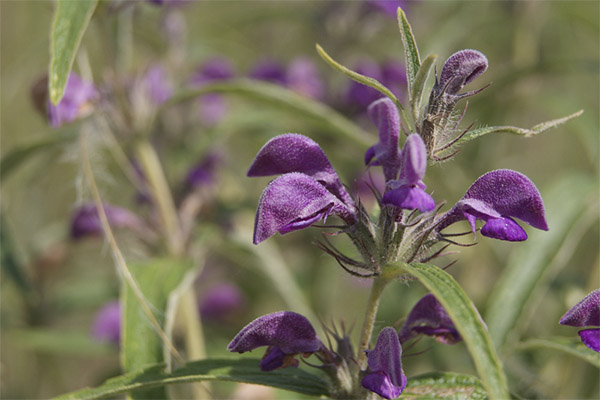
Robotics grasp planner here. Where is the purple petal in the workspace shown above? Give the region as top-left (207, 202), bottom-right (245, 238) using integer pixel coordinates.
top-left (439, 49), bottom-right (488, 95)
top-left (286, 57), bottom-right (325, 100)
top-left (249, 59), bottom-right (287, 85)
top-left (191, 58), bottom-right (235, 85)
top-left (227, 311), bottom-right (322, 354)
top-left (70, 203), bottom-right (142, 240)
top-left (398, 294), bottom-right (461, 345)
top-left (366, 98), bottom-right (401, 181)
top-left (381, 60), bottom-right (407, 102)
top-left (346, 60), bottom-right (384, 110)
top-left (362, 327), bottom-right (407, 399)
top-left (560, 289), bottom-right (600, 327)
top-left (579, 329), bottom-right (600, 353)
top-left (480, 216), bottom-right (528, 241)
top-left (367, 0), bottom-right (407, 17)
top-left (91, 301), bottom-right (121, 345)
top-left (399, 134), bottom-right (428, 185)
top-left (47, 73), bottom-right (98, 128)
top-left (260, 346), bottom-right (300, 371)
top-left (381, 185), bottom-right (435, 212)
top-left (199, 283), bottom-right (245, 321)
top-left (185, 151), bottom-right (221, 189)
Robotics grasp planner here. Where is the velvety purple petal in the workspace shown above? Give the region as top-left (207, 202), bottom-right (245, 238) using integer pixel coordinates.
top-left (579, 329), bottom-right (600, 353)
top-left (227, 311), bottom-right (322, 354)
top-left (92, 301), bottom-right (121, 345)
top-left (560, 289), bottom-right (600, 327)
top-left (399, 134), bottom-right (428, 184)
top-left (286, 57), bottom-right (325, 100)
top-left (480, 216), bottom-right (527, 241)
top-left (252, 173), bottom-right (344, 244)
top-left (362, 327), bottom-right (406, 399)
top-left (398, 294), bottom-right (461, 345)
top-left (366, 98), bottom-right (401, 180)
top-left (439, 49), bottom-right (488, 95)
top-left (381, 185), bottom-right (435, 213)
top-left (47, 73), bottom-right (97, 128)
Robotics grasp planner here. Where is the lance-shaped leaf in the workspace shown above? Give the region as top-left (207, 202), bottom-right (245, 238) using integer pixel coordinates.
top-left (402, 372), bottom-right (487, 399)
top-left (402, 262), bottom-right (509, 400)
top-left (397, 8), bottom-right (421, 94)
top-left (410, 54), bottom-right (437, 124)
top-left (516, 337), bottom-right (600, 368)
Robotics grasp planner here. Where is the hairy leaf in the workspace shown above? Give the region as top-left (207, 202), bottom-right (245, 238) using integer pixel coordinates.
top-left (397, 7), bottom-right (421, 94)
top-left (410, 54), bottom-right (437, 125)
top-left (516, 337), bottom-right (600, 368)
top-left (402, 372), bottom-right (487, 400)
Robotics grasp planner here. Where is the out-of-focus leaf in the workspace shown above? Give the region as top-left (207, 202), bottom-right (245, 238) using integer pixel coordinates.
top-left (53, 358), bottom-right (330, 400)
top-left (397, 8), bottom-right (421, 94)
top-left (49, 0), bottom-right (98, 104)
top-left (168, 78), bottom-right (372, 147)
top-left (485, 174), bottom-right (596, 349)
top-left (0, 214), bottom-right (31, 292)
top-left (410, 54), bottom-right (437, 125)
top-left (8, 329), bottom-right (113, 356)
top-left (403, 263), bottom-right (509, 400)
top-left (316, 44), bottom-right (400, 105)
top-left (458, 110), bottom-right (583, 145)
top-left (402, 372), bottom-right (487, 399)
top-left (121, 258), bottom-right (191, 399)
top-left (516, 337), bottom-right (600, 368)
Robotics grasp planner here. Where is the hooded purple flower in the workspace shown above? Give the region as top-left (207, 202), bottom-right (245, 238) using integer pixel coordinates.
top-left (361, 327), bottom-right (407, 399)
top-left (143, 65), bottom-right (172, 105)
top-left (92, 301), bottom-right (121, 345)
top-left (364, 98), bottom-right (402, 182)
top-left (398, 293), bottom-right (461, 345)
top-left (47, 73), bottom-right (98, 128)
top-left (70, 203), bottom-right (143, 240)
top-left (381, 134), bottom-right (435, 212)
top-left (286, 57), bottom-right (325, 100)
top-left (199, 283), bottom-right (245, 322)
top-left (437, 169), bottom-right (548, 242)
top-left (247, 134), bottom-right (357, 244)
top-left (560, 289), bottom-right (600, 353)
top-left (228, 311), bottom-right (323, 371)
top-left (438, 49), bottom-right (488, 97)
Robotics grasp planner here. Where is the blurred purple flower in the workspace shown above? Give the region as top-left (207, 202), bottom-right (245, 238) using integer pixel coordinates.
top-left (345, 59), bottom-right (406, 113)
top-left (191, 58), bottom-right (235, 126)
top-left (92, 301), bottom-right (121, 345)
top-left (381, 134), bottom-right (435, 212)
top-left (249, 59), bottom-right (287, 85)
top-left (286, 57), bottom-right (325, 100)
top-left (361, 327), bottom-right (407, 399)
top-left (381, 60), bottom-right (407, 101)
top-left (228, 311), bottom-right (323, 371)
top-left (247, 134), bottom-right (357, 244)
top-left (146, 0), bottom-right (188, 6)
top-left (185, 151), bottom-right (222, 189)
top-left (70, 203), bottom-right (143, 240)
top-left (437, 169), bottom-right (548, 242)
top-left (560, 289), bottom-right (600, 353)
top-left (199, 283), bottom-right (245, 322)
top-left (143, 65), bottom-right (172, 105)
top-left (398, 293), bottom-right (461, 345)
top-left (47, 73), bottom-right (98, 128)
top-left (366, 0), bottom-right (408, 17)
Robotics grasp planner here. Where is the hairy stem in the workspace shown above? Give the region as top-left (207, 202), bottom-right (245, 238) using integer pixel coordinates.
top-left (356, 277), bottom-right (388, 369)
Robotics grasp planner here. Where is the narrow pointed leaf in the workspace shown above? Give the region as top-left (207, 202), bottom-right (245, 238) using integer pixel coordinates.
top-left (316, 44), bottom-right (399, 105)
top-left (401, 372), bottom-right (487, 399)
top-left (397, 8), bottom-right (421, 94)
top-left (53, 358), bottom-right (330, 400)
top-left (516, 337), bottom-right (600, 368)
top-left (49, 0), bottom-right (98, 104)
top-left (485, 174), bottom-right (596, 349)
top-left (403, 263), bottom-right (509, 400)
top-left (410, 54), bottom-right (437, 125)
top-left (457, 110), bottom-right (583, 145)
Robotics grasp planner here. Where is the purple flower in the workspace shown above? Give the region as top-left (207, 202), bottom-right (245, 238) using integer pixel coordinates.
top-left (247, 134), bottom-right (357, 244)
top-left (398, 293), bottom-right (461, 345)
top-left (366, 0), bottom-right (408, 17)
top-left (436, 49), bottom-right (488, 99)
top-left (286, 57), bottom-right (325, 100)
top-left (185, 151), bottom-right (221, 189)
top-left (381, 134), bottom-right (435, 212)
top-left (143, 65), bottom-right (172, 105)
top-left (70, 203), bottom-right (143, 240)
top-left (560, 289), bottom-right (600, 353)
top-left (92, 301), bottom-right (121, 345)
top-left (364, 98), bottom-right (402, 181)
top-left (381, 60), bottom-right (407, 102)
top-left (47, 73), bottom-right (98, 128)
top-left (191, 58), bottom-right (235, 126)
top-left (199, 283), bottom-right (245, 322)
top-left (437, 169), bottom-right (548, 241)
top-left (346, 59), bottom-right (384, 111)
top-left (249, 59), bottom-right (287, 85)
top-left (361, 327), bottom-right (407, 399)
top-left (228, 311), bottom-right (323, 371)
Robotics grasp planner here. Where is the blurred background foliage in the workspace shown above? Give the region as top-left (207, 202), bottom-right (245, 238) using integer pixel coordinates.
top-left (1, 1), bottom-right (598, 399)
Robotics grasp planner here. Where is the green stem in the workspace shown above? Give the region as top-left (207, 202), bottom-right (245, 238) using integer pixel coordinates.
top-left (356, 277), bottom-right (388, 370)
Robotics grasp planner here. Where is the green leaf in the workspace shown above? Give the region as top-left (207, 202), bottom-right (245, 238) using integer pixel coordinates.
top-left (402, 372), bottom-right (488, 399)
top-left (53, 358), bottom-right (330, 400)
top-left (49, 0), bottom-right (98, 104)
top-left (7, 329), bottom-right (113, 357)
top-left (410, 54), bottom-right (437, 125)
top-left (397, 7), bottom-right (421, 94)
top-left (458, 110), bottom-right (583, 145)
top-left (485, 174), bottom-right (596, 349)
top-left (121, 258), bottom-right (191, 399)
top-left (403, 263), bottom-right (509, 400)
top-left (516, 337), bottom-right (600, 368)
top-left (315, 44), bottom-right (399, 105)
top-left (168, 78), bottom-right (372, 147)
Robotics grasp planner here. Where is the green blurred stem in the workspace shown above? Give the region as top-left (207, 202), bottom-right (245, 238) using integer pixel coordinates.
top-left (356, 277), bottom-right (388, 370)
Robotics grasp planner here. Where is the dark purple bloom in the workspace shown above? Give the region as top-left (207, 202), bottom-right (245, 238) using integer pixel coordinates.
top-left (560, 289), bottom-right (600, 353)
top-left (437, 49), bottom-right (488, 97)
top-left (361, 327), bottom-right (407, 399)
top-left (199, 283), bottom-right (245, 321)
top-left (398, 294), bottom-right (461, 345)
top-left (249, 59), bottom-right (287, 85)
top-left (185, 152), bottom-right (221, 189)
top-left (286, 57), bottom-right (325, 100)
top-left (247, 134), bottom-right (357, 243)
top-left (143, 65), bottom-right (172, 105)
top-left (70, 203), bottom-right (142, 240)
top-left (364, 97), bottom-right (402, 181)
top-left (228, 311), bottom-right (323, 371)
top-left (437, 169), bottom-right (548, 242)
top-left (47, 73), bottom-right (98, 128)
top-left (381, 134), bottom-right (435, 212)
top-left (92, 301), bottom-right (121, 345)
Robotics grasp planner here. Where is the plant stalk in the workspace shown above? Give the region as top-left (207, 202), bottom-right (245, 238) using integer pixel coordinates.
top-left (356, 277), bottom-right (388, 369)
